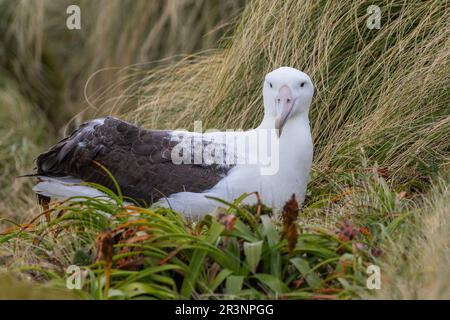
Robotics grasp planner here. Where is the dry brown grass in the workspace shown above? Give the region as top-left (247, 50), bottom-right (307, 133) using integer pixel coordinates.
top-left (0, 0), bottom-right (245, 223)
top-left (1, 0), bottom-right (245, 126)
top-left (106, 0), bottom-right (449, 180)
top-left (370, 179), bottom-right (450, 299)
top-left (0, 76), bottom-right (48, 225)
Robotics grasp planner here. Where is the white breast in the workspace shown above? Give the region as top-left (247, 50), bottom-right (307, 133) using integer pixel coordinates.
top-left (157, 118), bottom-right (313, 218)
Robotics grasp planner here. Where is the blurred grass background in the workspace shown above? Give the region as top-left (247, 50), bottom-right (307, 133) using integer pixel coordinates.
top-left (0, 0), bottom-right (449, 299)
top-left (0, 0), bottom-right (245, 223)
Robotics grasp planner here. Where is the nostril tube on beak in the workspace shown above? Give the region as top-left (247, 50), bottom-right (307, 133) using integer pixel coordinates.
top-left (275, 85), bottom-right (295, 137)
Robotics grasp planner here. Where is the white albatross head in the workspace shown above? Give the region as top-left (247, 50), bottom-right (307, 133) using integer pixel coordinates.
top-left (262, 67), bottom-right (314, 136)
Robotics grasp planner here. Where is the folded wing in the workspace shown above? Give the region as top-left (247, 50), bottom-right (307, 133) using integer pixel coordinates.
top-left (35, 117), bottom-right (232, 205)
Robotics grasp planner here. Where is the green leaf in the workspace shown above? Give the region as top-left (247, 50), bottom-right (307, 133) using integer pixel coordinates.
top-left (228, 219), bottom-right (259, 242)
top-left (107, 289), bottom-right (126, 299)
top-left (260, 215), bottom-right (281, 277)
top-left (283, 291), bottom-right (314, 299)
top-left (0, 231), bottom-right (20, 244)
top-left (225, 275), bottom-right (244, 296)
top-left (260, 215), bottom-right (280, 246)
top-left (117, 264), bottom-right (182, 287)
top-left (291, 257), bottom-right (321, 289)
top-left (209, 269), bottom-right (233, 292)
top-left (90, 161), bottom-right (123, 204)
top-left (223, 237), bottom-right (242, 274)
top-left (180, 220), bottom-right (224, 299)
top-left (88, 270), bottom-right (101, 299)
top-left (244, 241), bottom-right (263, 273)
top-left (119, 282), bottom-right (177, 299)
top-left (253, 273), bottom-right (289, 295)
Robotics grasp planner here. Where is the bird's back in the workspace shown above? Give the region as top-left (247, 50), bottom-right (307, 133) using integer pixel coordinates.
top-left (35, 117), bottom-right (231, 205)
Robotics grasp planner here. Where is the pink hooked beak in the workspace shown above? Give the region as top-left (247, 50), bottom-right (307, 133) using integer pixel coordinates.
top-left (275, 85), bottom-right (294, 137)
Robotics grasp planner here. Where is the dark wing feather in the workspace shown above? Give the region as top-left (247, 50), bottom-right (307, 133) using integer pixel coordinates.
top-left (36, 117), bottom-right (231, 205)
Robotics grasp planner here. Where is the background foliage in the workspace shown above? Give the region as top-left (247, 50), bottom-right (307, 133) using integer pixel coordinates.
top-left (0, 0), bottom-right (448, 299)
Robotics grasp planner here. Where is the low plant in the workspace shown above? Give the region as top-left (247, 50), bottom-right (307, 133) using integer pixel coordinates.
top-left (0, 168), bottom-right (399, 300)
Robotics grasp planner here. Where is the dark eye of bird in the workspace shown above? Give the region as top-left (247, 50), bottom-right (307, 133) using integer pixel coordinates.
top-left (300, 82), bottom-right (306, 87)
top-left (269, 82), bottom-right (273, 88)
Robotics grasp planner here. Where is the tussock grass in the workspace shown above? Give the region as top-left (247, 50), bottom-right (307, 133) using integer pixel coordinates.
top-left (109, 0), bottom-right (449, 180)
top-left (0, 0), bottom-right (245, 220)
top-left (0, 0), bottom-right (449, 299)
top-left (371, 178), bottom-right (450, 299)
top-left (0, 0), bottom-right (245, 127)
top-left (0, 74), bottom-right (48, 225)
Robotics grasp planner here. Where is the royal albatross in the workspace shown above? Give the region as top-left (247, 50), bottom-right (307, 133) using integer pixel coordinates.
top-left (33, 67), bottom-right (314, 218)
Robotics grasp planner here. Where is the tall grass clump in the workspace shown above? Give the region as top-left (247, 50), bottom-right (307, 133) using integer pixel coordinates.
top-left (111, 0), bottom-right (449, 184)
top-left (0, 0), bottom-right (245, 127)
top-left (0, 73), bottom-right (48, 225)
top-left (0, 0), bottom-right (245, 222)
top-left (371, 178), bottom-right (450, 299)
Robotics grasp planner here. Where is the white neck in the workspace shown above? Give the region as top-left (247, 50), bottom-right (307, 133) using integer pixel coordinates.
top-left (254, 110), bottom-right (312, 177)
top-left (257, 111), bottom-right (311, 147)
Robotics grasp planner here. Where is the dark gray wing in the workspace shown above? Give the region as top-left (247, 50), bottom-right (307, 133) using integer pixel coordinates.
top-left (36, 117), bottom-right (232, 206)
